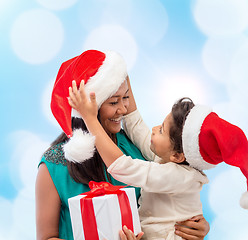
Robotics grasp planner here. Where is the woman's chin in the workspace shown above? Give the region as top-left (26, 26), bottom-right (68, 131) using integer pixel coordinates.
top-left (108, 125), bottom-right (122, 135)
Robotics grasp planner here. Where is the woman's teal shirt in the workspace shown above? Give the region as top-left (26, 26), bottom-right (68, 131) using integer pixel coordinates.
top-left (39, 130), bottom-right (146, 240)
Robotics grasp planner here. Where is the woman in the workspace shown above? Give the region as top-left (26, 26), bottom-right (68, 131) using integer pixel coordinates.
top-left (35, 49), bottom-right (209, 240)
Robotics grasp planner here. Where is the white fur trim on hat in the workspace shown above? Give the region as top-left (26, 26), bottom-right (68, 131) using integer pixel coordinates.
top-left (182, 105), bottom-right (216, 171)
top-left (71, 108), bottom-right (82, 118)
top-left (84, 50), bottom-right (127, 108)
top-left (63, 129), bottom-right (95, 163)
top-left (240, 191), bottom-right (248, 209)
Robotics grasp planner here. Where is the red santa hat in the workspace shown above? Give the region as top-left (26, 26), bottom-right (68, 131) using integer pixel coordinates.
top-left (50, 49), bottom-right (127, 163)
top-left (182, 105), bottom-right (248, 209)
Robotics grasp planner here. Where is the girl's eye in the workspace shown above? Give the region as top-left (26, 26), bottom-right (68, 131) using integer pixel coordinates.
top-left (159, 126), bottom-right (162, 134)
top-left (123, 96), bottom-right (130, 100)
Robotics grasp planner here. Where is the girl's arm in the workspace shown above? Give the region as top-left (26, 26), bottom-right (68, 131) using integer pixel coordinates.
top-left (35, 164), bottom-right (64, 240)
top-left (68, 80), bottom-right (123, 167)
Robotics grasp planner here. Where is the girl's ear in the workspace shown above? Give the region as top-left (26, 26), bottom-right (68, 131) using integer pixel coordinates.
top-left (170, 152), bottom-right (185, 163)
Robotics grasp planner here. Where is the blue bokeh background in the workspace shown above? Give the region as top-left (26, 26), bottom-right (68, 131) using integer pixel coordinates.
top-left (1, 0), bottom-right (248, 239)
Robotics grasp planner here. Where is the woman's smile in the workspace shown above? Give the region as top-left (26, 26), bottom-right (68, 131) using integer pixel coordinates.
top-left (109, 116), bottom-right (122, 123)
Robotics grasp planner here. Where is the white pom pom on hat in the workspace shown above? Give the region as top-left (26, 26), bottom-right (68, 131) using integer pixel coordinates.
top-left (240, 192), bottom-right (248, 209)
top-left (51, 50), bottom-right (127, 163)
top-left (63, 129), bottom-right (96, 163)
top-left (182, 104), bottom-right (248, 209)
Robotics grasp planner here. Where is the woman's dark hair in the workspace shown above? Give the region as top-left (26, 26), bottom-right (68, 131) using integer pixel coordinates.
top-left (169, 97), bottom-right (195, 165)
top-left (50, 116), bottom-right (112, 184)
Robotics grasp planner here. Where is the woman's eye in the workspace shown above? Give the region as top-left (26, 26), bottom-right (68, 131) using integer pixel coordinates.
top-left (123, 96), bottom-right (130, 100)
top-left (110, 102), bottom-right (118, 105)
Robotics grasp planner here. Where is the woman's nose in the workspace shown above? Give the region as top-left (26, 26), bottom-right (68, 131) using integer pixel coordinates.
top-left (117, 102), bottom-right (127, 114)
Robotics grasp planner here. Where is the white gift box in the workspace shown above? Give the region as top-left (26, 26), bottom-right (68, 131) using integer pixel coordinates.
top-left (68, 187), bottom-right (141, 240)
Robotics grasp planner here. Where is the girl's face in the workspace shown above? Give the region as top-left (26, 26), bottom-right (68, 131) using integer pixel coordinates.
top-left (99, 80), bottom-right (129, 136)
top-left (150, 113), bottom-right (175, 163)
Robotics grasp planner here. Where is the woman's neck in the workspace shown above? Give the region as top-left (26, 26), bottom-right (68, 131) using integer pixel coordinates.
top-left (108, 133), bottom-right (117, 144)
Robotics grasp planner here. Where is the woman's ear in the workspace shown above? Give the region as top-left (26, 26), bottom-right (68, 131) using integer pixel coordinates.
top-left (170, 152), bottom-right (185, 163)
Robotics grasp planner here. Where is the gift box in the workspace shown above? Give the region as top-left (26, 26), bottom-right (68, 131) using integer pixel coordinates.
top-left (68, 181), bottom-right (141, 240)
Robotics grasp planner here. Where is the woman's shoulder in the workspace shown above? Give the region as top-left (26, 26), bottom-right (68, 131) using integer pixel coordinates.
top-left (116, 129), bottom-right (134, 147)
top-left (41, 143), bottom-right (67, 166)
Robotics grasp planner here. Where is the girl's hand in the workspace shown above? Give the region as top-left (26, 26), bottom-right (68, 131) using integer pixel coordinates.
top-left (175, 215), bottom-right (209, 240)
top-left (119, 226), bottom-right (144, 240)
top-left (68, 80), bottom-right (98, 122)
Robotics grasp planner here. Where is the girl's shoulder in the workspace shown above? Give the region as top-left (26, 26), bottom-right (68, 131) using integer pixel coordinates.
top-left (42, 143), bottom-right (67, 166)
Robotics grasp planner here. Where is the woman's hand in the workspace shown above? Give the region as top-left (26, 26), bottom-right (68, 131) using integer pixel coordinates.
top-left (119, 226), bottom-right (144, 240)
top-left (103, 226), bottom-right (143, 240)
top-left (68, 80), bottom-right (98, 122)
top-left (175, 215), bottom-right (210, 240)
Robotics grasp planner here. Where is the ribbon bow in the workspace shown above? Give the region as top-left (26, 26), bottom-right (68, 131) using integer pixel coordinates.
top-left (80, 181), bottom-right (134, 240)
top-left (84, 181), bottom-right (126, 197)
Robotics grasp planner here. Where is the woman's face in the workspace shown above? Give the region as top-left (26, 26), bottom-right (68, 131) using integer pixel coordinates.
top-left (99, 80), bottom-right (129, 135)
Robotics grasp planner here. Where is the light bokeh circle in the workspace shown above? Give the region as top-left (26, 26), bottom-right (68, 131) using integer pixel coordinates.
top-left (131, 0), bottom-right (168, 45)
top-left (42, 80), bottom-right (60, 127)
top-left (78, 0), bottom-right (168, 46)
top-left (10, 9), bottom-right (64, 64)
top-left (36, 0), bottom-right (78, 10)
top-left (208, 167), bottom-right (246, 215)
top-left (9, 130), bottom-right (50, 190)
top-left (193, 0), bottom-right (248, 36)
top-left (156, 73), bottom-right (207, 112)
top-left (202, 35), bottom-right (248, 83)
top-left (83, 24), bottom-right (138, 70)
top-left (229, 42), bottom-right (248, 97)
top-left (0, 197), bottom-right (13, 239)
top-left (208, 167), bottom-right (248, 239)
top-left (209, 215), bottom-right (248, 240)
top-left (12, 189), bottom-right (36, 240)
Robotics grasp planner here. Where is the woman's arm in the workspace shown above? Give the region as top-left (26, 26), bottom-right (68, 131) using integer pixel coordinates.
top-left (35, 163), bottom-right (63, 240)
top-left (125, 76), bottom-right (137, 115)
top-left (122, 110), bottom-right (155, 161)
top-left (175, 215), bottom-right (210, 240)
top-left (123, 76), bottom-right (155, 161)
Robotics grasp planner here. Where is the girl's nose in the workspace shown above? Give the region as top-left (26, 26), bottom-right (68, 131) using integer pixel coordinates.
top-left (152, 125), bottom-right (158, 134)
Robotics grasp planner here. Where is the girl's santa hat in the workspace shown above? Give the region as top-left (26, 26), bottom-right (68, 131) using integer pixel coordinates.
top-left (182, 105), bottom-right (248, 209)
top-left (50, 50), bottom-right (127, 163)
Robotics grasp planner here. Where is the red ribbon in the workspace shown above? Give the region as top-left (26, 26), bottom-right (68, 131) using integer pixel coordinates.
top-left (80, 181), bottom-right (134, 240)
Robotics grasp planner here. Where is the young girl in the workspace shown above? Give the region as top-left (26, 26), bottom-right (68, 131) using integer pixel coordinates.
top-left (68, 80), bottom-right (209, 240)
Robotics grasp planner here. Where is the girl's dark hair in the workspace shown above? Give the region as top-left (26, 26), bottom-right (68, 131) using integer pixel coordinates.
top-left (50, 116), bottom-right (112, 184)
top-left (169, 97), bottom-right (195, 164)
